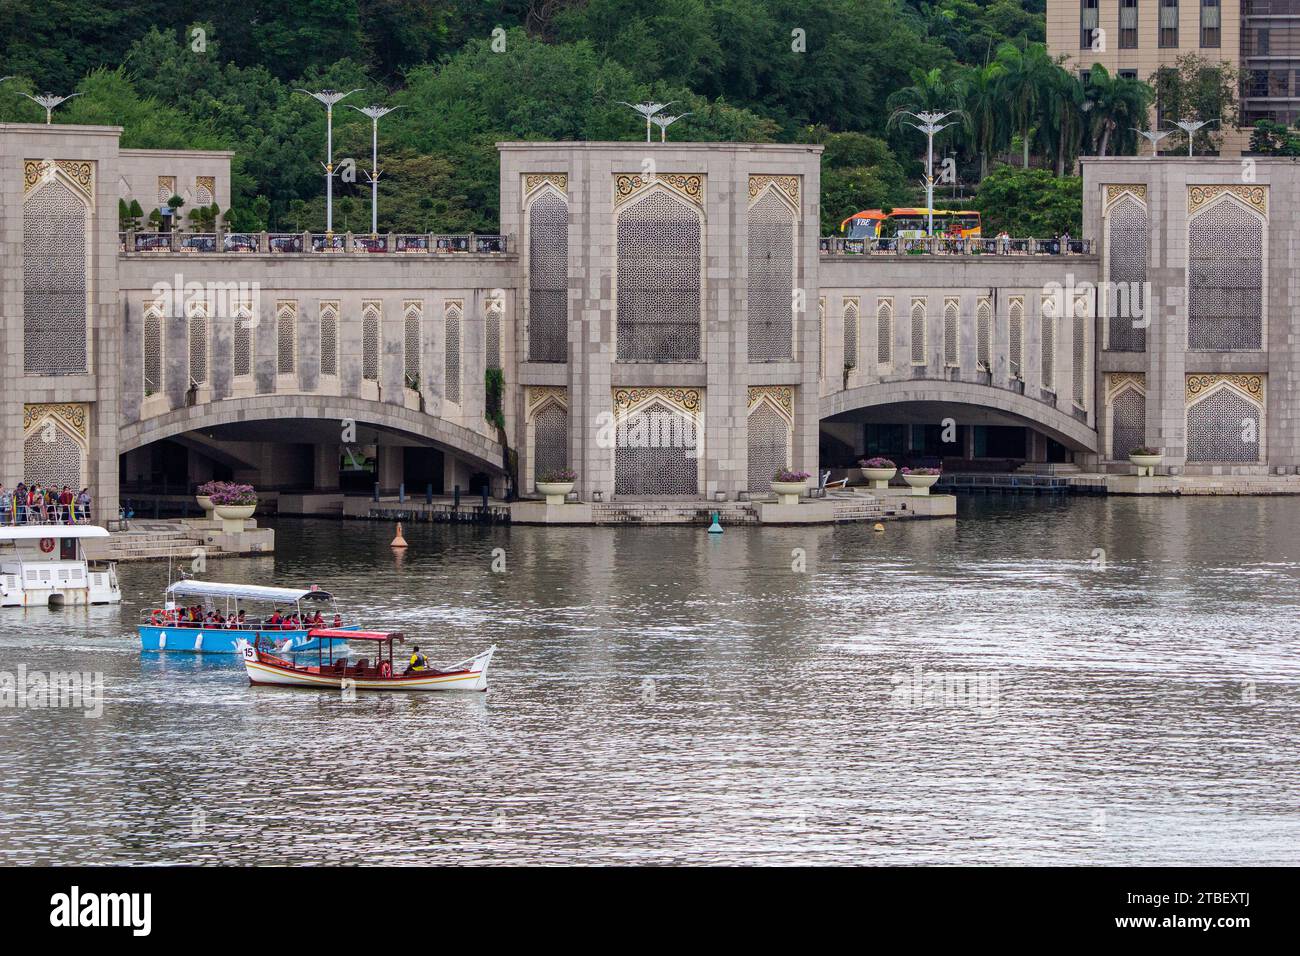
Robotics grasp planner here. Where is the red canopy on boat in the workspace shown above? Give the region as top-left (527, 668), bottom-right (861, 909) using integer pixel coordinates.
top-left (308, 628), bottom-right (404, 642)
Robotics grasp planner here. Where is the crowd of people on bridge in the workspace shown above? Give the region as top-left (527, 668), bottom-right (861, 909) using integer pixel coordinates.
top-left (0, 483), bottom-right (92, 526)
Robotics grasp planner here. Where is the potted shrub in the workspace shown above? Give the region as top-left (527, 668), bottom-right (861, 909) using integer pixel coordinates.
top-left (771, 468), bottom-right (812, 505)
top-left (210, 482), bottom-right (258, 532)
top-left (901, 466), bottom-right (942, 496)
top-left (859, 457), bottom-right (897, 489)
top-left (536, 468), bottom-right (577, 506)
top-left (1129, 446), bottom-right (1162, 477)
top-left (195, 479), bottom-right (221, 518)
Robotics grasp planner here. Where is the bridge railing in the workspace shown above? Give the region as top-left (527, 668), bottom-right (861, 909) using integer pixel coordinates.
top-left (819, 236), bottom-right (1092, 256)
top-left (119, 230), bottom-right (512, 255)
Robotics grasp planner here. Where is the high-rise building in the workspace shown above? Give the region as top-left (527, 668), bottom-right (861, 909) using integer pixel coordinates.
top-left (1048, 0), bottom-right (1300, 154)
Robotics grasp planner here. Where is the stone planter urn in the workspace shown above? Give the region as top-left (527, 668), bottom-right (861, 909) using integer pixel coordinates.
top-left (1129, 453), bottom-right (1162, 478)
top-left (770, 480), bottom-right (809, 506)
top-left (860, 467), bottom-right (896, 490)
top-left (536, 481), bottom-right (575, 506)
top-left (214, 503), bottom-right (256, 534)
top-left (902, 473), bottom-right (940, 496)
top-left (195, 495), bottom-right (215, 519)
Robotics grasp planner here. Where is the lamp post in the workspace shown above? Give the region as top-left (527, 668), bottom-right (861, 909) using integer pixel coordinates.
top-left (295, 88), bottom-right (364, 237)
top-left (617, 101), bottom-right (674, 142)
top-left (897, 110), bottom-right (956, 238)
top-left (349, 105), bottom-right (402, 237)
top-left (650, 112), bottom-right (691, 142)
top-left (1173, 118), bottom-right (1217, 157)
top-left (1132, 127), bottom-right (1174, 156)
top-left (22, 92), bottom-right (82, 124)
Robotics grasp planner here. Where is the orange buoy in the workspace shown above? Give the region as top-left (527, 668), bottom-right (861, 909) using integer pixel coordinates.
top-left (390, 522), bottom-right (409, 549)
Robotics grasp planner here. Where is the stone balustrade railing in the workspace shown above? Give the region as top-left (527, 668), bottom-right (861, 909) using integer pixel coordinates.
top-left (820, 236), bottom-right (1093, 256)
top-left (119, 230), bottom-right (512, 255)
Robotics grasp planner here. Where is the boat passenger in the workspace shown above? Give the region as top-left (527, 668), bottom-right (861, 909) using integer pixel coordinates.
top-left (332, 613), bottom-right (343, 628)
top-left (407, 646), bottom-right (427, 673)
top-left (268, 610), bottom-right (282, 628)
top-left (311, 611), bottom-right (325, 627)
top-left (236, 610), bottom-right (247, 628)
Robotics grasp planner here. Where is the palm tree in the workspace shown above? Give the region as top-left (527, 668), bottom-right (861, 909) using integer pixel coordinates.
top-left (1085, 64), bottom-right (1155, 156)
top-left (961, 62), bottom-right (1007, 180)
top-left (886, 66), bottom-right (967, 122)
top-left (994, 41), bottom-right (1055, 170)
top-left (1041, 63), bottom-right (1085, 176)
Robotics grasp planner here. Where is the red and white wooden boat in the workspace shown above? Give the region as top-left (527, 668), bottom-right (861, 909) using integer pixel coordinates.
top-left (237, 628), bottom-right (495, 692)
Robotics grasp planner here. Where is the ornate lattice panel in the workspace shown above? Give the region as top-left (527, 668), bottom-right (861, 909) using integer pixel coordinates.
top-left (747, 401), bottom-right (790, 493)
top-left (157, 176), bottom-right (175, 205)
top-left (943, 298), bottom-right (959, 366)
top-left (403, 300), bottom-right (422, 387)
top-left (233, 303), bottom-right (253, 378)
top-left (1110, 384), bottom-right (1146, 459)
top-left (1105, 195), bottom-right (1148, 351)
top-left (362, 301), bottom-right (380, 382)
top-left (1040, 296), bottom-right (1056, 390)
top-left (614, 402), bottom-right (700, 495)
top-left (445, 300), bottom-right (462, 404)
top-left (195, 176), bottom-right (215, 205)
top-left (1072, 310), bottom-right (1087, 407)
top-left (276, 301), bottom-right (296, 374)
top-left (528, 190), bottom-right (568, 362)
top-left (1188, 200), bottom-right (1263, 351)
top-left (532, 402), bottom-right (568, 484)
top-left (319, 302), bottom-right (338, 376)
top-left (188, 306), bottom-right (208, 386)
top-left (23, 180), bottom-right (89, 375)
top-left (976, 298), bottom-right (992, 370)
top-left (817, 297), bottom-right (825, 378)
top-left (143, 301), bottom-right (163, 395)
top-left (617, 190), bottom-right (702, 362)
top-left (910, 299), bottom-right (926, 365)
top-left (747, 189), bottom-right (795, 361)
top-left (486, 298), bottom-right (503, 370)
top-left (23, 425), bottom-right (84, 491)
top-left (876, 299), bottom-right (892, 366)
top-left (1009, 298), bottom-right (1024, 378)
top-left (842, 298), bottom-right (859, 370)
top-left (1187, 385), bottom-right (1262, 462)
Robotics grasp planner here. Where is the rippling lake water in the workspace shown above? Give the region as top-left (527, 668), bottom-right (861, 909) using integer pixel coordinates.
top-left (1, 497), bottom-right (1297, 865)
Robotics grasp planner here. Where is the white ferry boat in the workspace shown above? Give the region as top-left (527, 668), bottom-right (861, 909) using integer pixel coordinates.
top-left (0, 526), bottom-right (121, 607)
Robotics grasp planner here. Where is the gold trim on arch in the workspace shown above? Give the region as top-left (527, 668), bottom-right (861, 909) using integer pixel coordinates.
top-left (1185, 373), bottom-right (1264, 403)
top-left (1105, 372), bottom-right (1145, 399)
top-left (527, 386), bottom-right (568, 415)
top-left (614, 173), bottom-right (705, 207)
top-left (747, 385), bottom-right (794, 420)
top-left (748, 175), bottom-right (799, 206)
top-left (524, 173), bottom-right (568, 196)
top-left (23, 403), bottom-right (89, 441)
top-left (1188, 184), bottom-right (1267, 218)
top-left (612, 386), bottom-right (701, 416)
top-left (1103, 184), bottom-right (1146, 211)
top-left (24, 159), bottom-right (94, 197)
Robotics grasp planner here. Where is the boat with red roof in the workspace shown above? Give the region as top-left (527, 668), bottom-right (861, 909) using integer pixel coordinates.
top-left (237, 628), bottom-right (495, 692)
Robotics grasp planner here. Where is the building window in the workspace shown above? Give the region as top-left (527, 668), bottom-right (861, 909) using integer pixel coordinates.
top-left (977, 298), bottom-right (992, 371)
top-left (1081, 0), bottom-right (1100, 49)
top-left (747, 186), bottom-right (796, 362)
top-left (319, 302), bottom-right (338, 377)
top-left (233, 303), bottom-right (253, 378)
top-left (1119, 70), bottom-right (1138, 80)
top-left (276, 301), bottom-right (296, 375)
top-left (876, 298), bottom-right (893, 367)
top-left (943, 297), bottom-right (959, 367)
top-left (1200, 0), bottom-right (1220, 47)
top-left (143, 301), bottom-right (163, 396)
top-left (188, 303), bottom-right (208, 387)
top-left (1008, 298), bottom-right (1024, 379)
top-left (1188, 199), bottom-right (1263, 351)
top-left (1256, 28), bottom-right (1270, 56)
top-left (403, 300), bottom-right (422, 389)
top-left (362, 301), bottom-right (380, 382)
top-left (445, 300), bottom-right (462, 404)
top-left (1040, 295), bottom-right (1056, 392)
top-left (1120, 0), bottom-right (1138, 48)
top-left (1159, 0), bottom-right (1179, 48)
top-left (527, 188), bottom-right (568, 363)
top-left (616, 188), bottom-right (702, 363)
top-left (1105, 194), bottom-right (1148, 352)
top-left (910, 298), bottom-right (927, 366)
top-left (842, 298), bottom-right (859, 370)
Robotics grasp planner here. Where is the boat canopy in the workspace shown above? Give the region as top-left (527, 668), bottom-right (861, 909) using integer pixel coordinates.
top-left (0, 526), bottom-right (111, 541)
top-left (308, 628), bottom-right (403, 643)
top-left (165, 580), bottom-right (334, 603)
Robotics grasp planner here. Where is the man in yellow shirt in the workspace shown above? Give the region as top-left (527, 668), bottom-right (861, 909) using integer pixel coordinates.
top-left (407, 645), bottom-right (428, 673)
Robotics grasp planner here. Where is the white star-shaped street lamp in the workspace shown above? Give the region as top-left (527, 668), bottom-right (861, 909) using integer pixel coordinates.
top-left (1132, 127), bottom-right (1173, 156)
top-left (897, 110), bottom-right (957, 239)
top-left (618, 101), bottom-right (674, 143)
top-left (295, 88), bottom-right (364, 236)
top-left (650, 112), bottom-right (692, 142)
top-left (23, 92), bottom-right (82, 124)
top-left (1173, 118), bottom-right (1218, 157)
top-left (349, 104), bottom-right (402, 237)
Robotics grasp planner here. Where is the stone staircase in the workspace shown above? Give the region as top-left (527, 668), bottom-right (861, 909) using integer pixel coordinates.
top-left (590, 501), bottom-right (759, 525)
top-left (81, 520), bottom-right (271, 562)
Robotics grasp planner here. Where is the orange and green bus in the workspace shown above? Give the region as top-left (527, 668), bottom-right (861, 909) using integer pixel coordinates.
top-left (840, 208), bottom-right (982, 240)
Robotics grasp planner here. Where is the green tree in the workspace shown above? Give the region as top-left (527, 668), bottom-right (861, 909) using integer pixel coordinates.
top-left (994, 40), bottom-right (1054, 170)
top-left (1083, 64), bottom-right (1153, 157)
top-left (1148, 54), bottom-right (1239, 154)
top-left (974, 165), bottom-right (1081, 236)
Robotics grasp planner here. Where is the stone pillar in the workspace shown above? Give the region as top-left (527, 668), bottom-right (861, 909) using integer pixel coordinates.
top-left (376, 445), bottom-right (402, 496)
top-left (313, 443), bottom-right (340, 491)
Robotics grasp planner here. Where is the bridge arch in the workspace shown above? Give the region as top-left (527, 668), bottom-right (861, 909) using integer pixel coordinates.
top-left (821, 380), bottom-right (1099, 453)
top-left (118, 395), bottom-right (506, 473)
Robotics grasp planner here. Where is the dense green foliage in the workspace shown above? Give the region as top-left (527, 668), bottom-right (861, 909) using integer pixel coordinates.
top-left (0, 0), bottom-right (1183, 236)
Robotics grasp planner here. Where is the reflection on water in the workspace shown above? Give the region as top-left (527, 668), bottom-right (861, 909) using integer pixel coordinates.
top-left (1, 497), bottom-right (1298, 865)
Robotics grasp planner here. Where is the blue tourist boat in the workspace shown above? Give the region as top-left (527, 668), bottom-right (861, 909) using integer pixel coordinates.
top-left (138, 580), bottom-right (357, 654)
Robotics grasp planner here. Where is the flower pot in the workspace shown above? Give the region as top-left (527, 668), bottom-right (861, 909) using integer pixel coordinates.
top-left (1129, 453), bottom-right (1162, 478)
top-left (196, 494), bottom-right (215, 519)
top-left (214, 503), bottom-right (256, 533)
top-left (860, 467), bottom-right (896, 490)
top-left (770, 480), bottom-right (808, 506)
top-left (536, 481), bottom-right (575, 506)
top-left (901, 474), bottom-right (940, 496)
